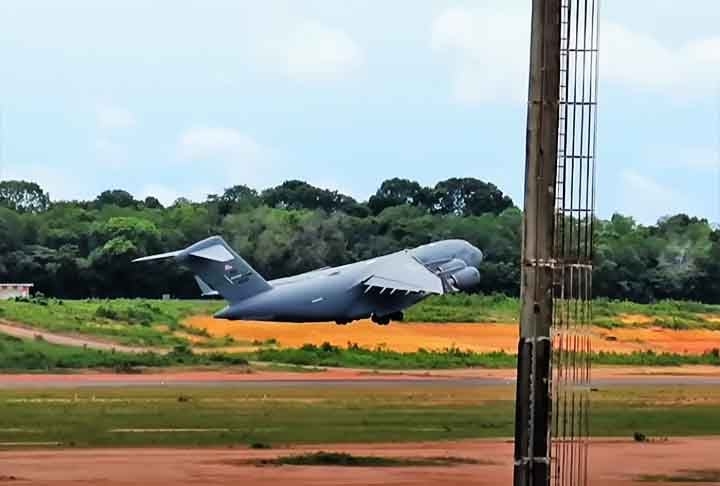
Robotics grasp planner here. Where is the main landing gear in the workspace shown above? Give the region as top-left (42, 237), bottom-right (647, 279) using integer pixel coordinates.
top-left (335, 312), bottom-right (404, 326)
top-left (371, 311), bottom-right (403, 326)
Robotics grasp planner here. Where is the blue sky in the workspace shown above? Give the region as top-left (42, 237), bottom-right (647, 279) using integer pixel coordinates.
top-left (0, 0), bottom-right (718, 224)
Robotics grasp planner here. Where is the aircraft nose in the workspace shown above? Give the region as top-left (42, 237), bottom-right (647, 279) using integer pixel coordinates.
top-left (467, 245), bottom-right (484, 269)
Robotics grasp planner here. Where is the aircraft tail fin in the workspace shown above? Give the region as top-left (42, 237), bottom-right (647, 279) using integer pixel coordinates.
top-left (133, 236), bottom-right (271, 304)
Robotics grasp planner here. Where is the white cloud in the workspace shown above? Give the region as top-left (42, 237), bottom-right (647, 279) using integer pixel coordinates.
top-left (175, 127), bottom-right (280, 190)
top-left (94, 104), bottom-right (135, 168)
top-left (431, 5), bottom-right (529, 104)
top-left (285, 22), bottom-right (362, 81)
top-left (96, 104), bottom-right (136, 130)
top-left (620, 169), bottom-right (682, 224)
top-left (2, 164), bottom-right (94, 202)
top-left (94, 138), bottom-right (128, 169)
top-left (662, 147), bottom-right (720, 171)
top-left (251, 20), bottom-right (362, 82)
top-left (602, 24), bottom-right (720, 98)
top-left (177, 127), bottom-right (264, 162)
top-left (431, 6), bottom-right (720, 104)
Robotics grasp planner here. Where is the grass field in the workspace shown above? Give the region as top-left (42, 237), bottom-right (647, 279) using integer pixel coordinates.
top-left (0, 334), bottom-right (248, 371)
top-left (0, 296), bottom-right (719, 370)
top-left (2, 296), bottom-right (720, 344)
top-left (1, 332), bottom-right (717, 371)
top-left (0, 385), bottom-right (717, 448)
top-left (406, 294), bottom-right (720, 329)
top-left (0, 298), bottom-right (224, 347)
top-left (249, 343), bottom-right (720, 368)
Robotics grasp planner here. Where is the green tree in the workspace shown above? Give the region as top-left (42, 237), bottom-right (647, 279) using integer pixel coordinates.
top-left (261, 180), bottom-right (362, 214)
top-left (208, 185), bottom-right (260, 216)
top-left (95, 189), bottom-right (137, 208)
top-left (367, 178), bottom-right (433, 215)
top-left (143, 196), bottom-right (164, 209)
top-left (433, 178), bottom-right (514, 216)
top-left (0, 180), bottom-right (50, 213)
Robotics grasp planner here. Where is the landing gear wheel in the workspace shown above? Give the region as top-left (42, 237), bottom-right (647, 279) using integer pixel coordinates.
top-left (371, 314), bottom-right (391, 326)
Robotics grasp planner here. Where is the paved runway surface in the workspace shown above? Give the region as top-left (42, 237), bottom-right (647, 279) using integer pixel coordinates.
top-left (1, 369), bottom-right (718, 389)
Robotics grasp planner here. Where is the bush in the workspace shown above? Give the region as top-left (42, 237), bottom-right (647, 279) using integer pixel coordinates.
top-left (95, 305), bottom-right (119, 320)
top-left (250, 442), bottom-right (272, 449)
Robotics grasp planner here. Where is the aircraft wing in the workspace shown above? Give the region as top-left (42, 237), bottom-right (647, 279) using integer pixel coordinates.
top-left (362, 251), bottom-right (444, 295)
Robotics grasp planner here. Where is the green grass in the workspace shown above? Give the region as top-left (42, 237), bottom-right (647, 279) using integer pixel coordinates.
top-left (250, 342), bottom-right (720, 369)
top-left (406, 293), bottom-right (520, 323)
top-left (636, 470), bottom-right (720, 483)
top-left (0, 298), bottom-right (223, 347)
top-left (0, 334), bottom-right (247, 371)
top-left (0, 385), bottom-right (716, 448)
top-left (593, 350), bottom-right (720, 366)
top-left (252, 363), bottom-right (327, 373)
top-left (253, 343), bottom-right (518, 369)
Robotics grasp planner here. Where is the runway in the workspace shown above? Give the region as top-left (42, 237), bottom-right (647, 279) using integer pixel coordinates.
top-left (1, 366), bottom-right (718, 389)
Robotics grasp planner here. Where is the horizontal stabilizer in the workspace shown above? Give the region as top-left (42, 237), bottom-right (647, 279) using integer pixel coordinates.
top-left (194, 276), bottom-right (219, 297)
top-left (133, 235), bottom-right (271, 304)
top-left (132, 250), bottom-right (182, 262)
top-left (189, 244), bottom-right (235, 262)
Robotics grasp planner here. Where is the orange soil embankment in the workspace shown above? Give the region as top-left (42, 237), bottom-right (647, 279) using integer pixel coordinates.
top-left (185, 316), bottom-right (720, 355)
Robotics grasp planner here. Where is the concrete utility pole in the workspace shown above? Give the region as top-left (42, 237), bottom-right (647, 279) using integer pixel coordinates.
top-left (513, 0), bottom-right (561, 485)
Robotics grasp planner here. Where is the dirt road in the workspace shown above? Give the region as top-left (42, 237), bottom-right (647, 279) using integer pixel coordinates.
top-left (0, 320), bottom-right (157, 354)
top-left (1, 438), bottom-right (717, 485)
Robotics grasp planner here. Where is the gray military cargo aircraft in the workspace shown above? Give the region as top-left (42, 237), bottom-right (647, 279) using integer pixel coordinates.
top-left (134, 236), bottom-right (483, 325)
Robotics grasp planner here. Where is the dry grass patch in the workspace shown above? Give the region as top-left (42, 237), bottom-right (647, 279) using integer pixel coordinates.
top-left (226, 451), bottom-right (486, 468)
top-left (636, 469), bottom-right (720, 483)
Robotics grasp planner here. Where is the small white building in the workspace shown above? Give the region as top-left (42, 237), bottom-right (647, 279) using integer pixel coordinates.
top-left (0, 284), bottom-right (34, 300)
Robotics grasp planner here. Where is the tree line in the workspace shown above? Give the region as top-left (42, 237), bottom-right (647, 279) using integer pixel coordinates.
top-left (0, 178), bottom-right (718, 303)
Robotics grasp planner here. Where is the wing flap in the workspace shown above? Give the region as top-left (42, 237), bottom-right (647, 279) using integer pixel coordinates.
top-left (362, 251), bottom-right (444, 295)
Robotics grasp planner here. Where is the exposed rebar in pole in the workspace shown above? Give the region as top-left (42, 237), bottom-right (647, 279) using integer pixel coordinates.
top-left (513, 0), bottom-right (561, 485)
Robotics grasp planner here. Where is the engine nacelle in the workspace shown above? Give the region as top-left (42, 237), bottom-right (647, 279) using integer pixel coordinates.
top-left (438, 258), bottom-right (467, 275)
top-left (448, 266), bottom-right (481, 291)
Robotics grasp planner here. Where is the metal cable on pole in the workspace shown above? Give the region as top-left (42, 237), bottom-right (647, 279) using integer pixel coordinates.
top-left (514, 0), bottom-right (598, 484)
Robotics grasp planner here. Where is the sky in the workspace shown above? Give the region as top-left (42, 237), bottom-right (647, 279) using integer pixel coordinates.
top-left (0, 0), bottom-right (718, 225)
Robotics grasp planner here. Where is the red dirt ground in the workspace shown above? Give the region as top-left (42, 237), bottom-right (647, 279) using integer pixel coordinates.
top-left (2, 437), bottom-right (718, 485)
top-left (185, 316), bottom-right (720, 355)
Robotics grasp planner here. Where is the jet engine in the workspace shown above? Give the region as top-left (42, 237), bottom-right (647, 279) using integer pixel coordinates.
top-left (438, 258), bottom-right (467, 275)
top-left (448, 266), bottom-right (481, 291)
